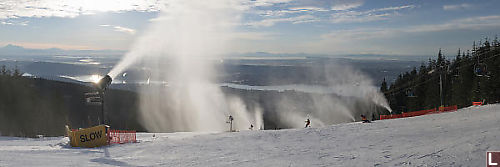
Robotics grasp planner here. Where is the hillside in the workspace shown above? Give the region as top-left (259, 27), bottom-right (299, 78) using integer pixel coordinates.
top-left (0, 75), bottom-right (145, 137)
top-left (0, 74), bottom-right (389, 136)
top-left (1, 104), bottom-right (499, 166)
top-left (384, 38), bottom-right (500, 113)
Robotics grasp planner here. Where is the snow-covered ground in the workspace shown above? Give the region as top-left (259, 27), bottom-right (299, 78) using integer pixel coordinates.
top-left (2, 104), bottom-right (500, 166)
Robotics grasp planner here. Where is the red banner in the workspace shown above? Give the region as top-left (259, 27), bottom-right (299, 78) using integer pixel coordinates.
top-left (107, 129), bottom-right (136, 144)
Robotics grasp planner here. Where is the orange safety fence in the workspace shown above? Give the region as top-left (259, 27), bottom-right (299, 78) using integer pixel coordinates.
top-left (439, 105), bottom-right (458, 112)
top-left (472, 102), bottom-right (483, 106)
top-left (380, 105), bottom-right (457, 120)
top-left (107, 129), bottom-right (136, 144)
top-left (380, 114), bottom-right (403, 120)
top-left (402, 108), bottom-right (436, 117)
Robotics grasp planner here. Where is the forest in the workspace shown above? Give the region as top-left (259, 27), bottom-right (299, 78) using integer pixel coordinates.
top-left (382, 36), bottom-right (500, 114)
top-left (0, 65), bottom-right (386, 137)
top-left (0, 67), bottom-right (145, 137)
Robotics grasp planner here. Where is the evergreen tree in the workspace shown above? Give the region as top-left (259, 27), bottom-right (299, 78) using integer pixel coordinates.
top-left (380, 78), bottom-right (388, 93)
top-left (437, 48), bottom-right (445, 67)
top-left (494, 35), bottom-right (499, 48)
top-left (13, 65), bottom-right (21, 77)
top-left (1, 65), bottom-right (6, 75)
top-left (384, 36), bottom-right (500, 111)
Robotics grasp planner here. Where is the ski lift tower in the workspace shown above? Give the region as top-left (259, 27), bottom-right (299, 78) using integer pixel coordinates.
top-left (428, 68), bottom-right (444, 107)
top-left (94, 75), bottom-right (112, 125)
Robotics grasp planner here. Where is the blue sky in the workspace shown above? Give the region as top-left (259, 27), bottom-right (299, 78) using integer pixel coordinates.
top-left (0, 0), bottom-right (499, 56)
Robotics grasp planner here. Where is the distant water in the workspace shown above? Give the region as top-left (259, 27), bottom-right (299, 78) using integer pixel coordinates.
top-left (60, 75), bottom-right (366, 96)
top-left (220, 83), bottom-right (361, 95)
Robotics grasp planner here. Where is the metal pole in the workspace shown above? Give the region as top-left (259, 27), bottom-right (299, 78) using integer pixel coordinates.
top-left (101, 91), bottom-right (105, 125)
top-left (439, 73), bottom-right (443, 107)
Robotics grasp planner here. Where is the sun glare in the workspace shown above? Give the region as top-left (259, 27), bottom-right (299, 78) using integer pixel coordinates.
top-left (90, 74), bottom-right (101, 83)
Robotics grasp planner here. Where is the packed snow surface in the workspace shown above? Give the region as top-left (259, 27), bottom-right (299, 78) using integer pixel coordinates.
top-left (2, 104), bottom-right (500, 166)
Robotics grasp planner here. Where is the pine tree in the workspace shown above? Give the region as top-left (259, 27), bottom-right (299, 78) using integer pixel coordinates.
top-left (494, 35), bottom-right (499, 48)
top-left (1, 65), bottom-right (6, 75)
top-left (437, 48), bottom-right (445, 67)
top-left (384, 36), bottom-right (500, 111)
top-left (483, 38), bottom-right (491, 54)
top-left (380, 78), bottom-right (388, 93)
top-left (13, 65), bottom-right (21, 77)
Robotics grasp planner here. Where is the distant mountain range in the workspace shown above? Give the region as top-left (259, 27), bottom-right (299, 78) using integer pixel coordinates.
top-left (0, 44), bottom-right (436, 62)
top-left (0, 44), bottom-right (126, 56)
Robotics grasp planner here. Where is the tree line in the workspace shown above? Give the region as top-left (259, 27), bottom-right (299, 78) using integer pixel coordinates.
top-left (0, 65), bottom-right (145, 137)
top-left (381, 36), bottom-right (500, 114)
top-left (0, 65), bottom-right (69, 136)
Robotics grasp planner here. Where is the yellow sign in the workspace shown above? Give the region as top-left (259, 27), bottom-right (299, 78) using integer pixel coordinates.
top-left (67, 125), bottom-right (108, 148)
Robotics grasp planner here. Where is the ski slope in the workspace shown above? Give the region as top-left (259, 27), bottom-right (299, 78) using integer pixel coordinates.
top-left (2, 104), bottom-right (500, 166)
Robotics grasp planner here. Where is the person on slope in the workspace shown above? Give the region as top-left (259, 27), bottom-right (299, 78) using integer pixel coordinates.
top-left (361, 114), bottom-right (371, 123)
top-left (305, 118), bottom-right (311, 128)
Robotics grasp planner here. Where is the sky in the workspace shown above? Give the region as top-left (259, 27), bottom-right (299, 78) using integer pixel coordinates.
top-left (0, 0), bottom-right (499, 56)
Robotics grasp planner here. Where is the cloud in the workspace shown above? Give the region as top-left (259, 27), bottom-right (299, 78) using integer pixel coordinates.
top-left (367, 5), bottom-right (415, 13)
top-left (288, 6), bottom-right (329, 12)
top-left (246, 3), bottom-right (415, 26)
top-left (0, 0), bottom-right (168, 19)
top-left (244, 0), bottom-right (363, 10)
top-left (0, 20), bottom-right (28, 26)
top-left (286, 2), bottom-right (362, 12)
top-left (330, 5), bottom-right (415, 23)
top-left (245, 0), bottom-right (369, 27)
top-left (325, 15), bottom-right (500, 40)
top-left (1, 0), bottom-right (407, 29)
top-left (309, 15), bottom-right (500, 55)
top-left (331, 11), bottom-right (389, 23)
top-left (245, 0), bottom-right (294, 7)
top-left (407, 15), bottom-right (500, 33)
top-left (331, 1), bottom-right (363, 11)
top-left (288, 0), bottom-right (363, 11)
top-left (247, 14), bottom-right (320, 27)
top-left (0, 21), bottom-right (12, 25)
top-left (113, 26), bottom-right (136, 35)
top-left (443, 3), bottom-right (474, 11)
top-left (0, 21), bottom-right (29, 26)
top-left (100, 24), bottom-right (136, 35)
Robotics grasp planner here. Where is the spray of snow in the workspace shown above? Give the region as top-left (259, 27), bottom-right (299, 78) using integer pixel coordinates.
top-left (107, 0), bottom-right (391, 132)
top-left (109, 0), bottom-right (261, 132)
top-left (254, 106), bottom-right (264, 130)
top-left (269, 62), bottom-right (391, 128)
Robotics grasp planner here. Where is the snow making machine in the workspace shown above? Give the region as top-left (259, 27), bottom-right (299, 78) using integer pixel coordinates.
top-left (66, 75), bottom-right (136, 148)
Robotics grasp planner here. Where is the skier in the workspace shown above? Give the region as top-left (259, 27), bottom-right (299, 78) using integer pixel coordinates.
top-left (249, 124), bottom-right (254, 130)
top-left (361, 114), bottom-right (371, 123)
top-left (305, 118), bottom-right (311, 128)
top-left (227, 115), bottom-right (234, 132)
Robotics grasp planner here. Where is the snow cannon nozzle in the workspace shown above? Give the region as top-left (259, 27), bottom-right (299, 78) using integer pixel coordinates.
top-left (95, 75), bottom-right (112, 91)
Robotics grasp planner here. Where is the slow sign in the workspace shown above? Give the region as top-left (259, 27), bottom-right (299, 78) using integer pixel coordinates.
top-left (67, 125), bottom-right (108, 148)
